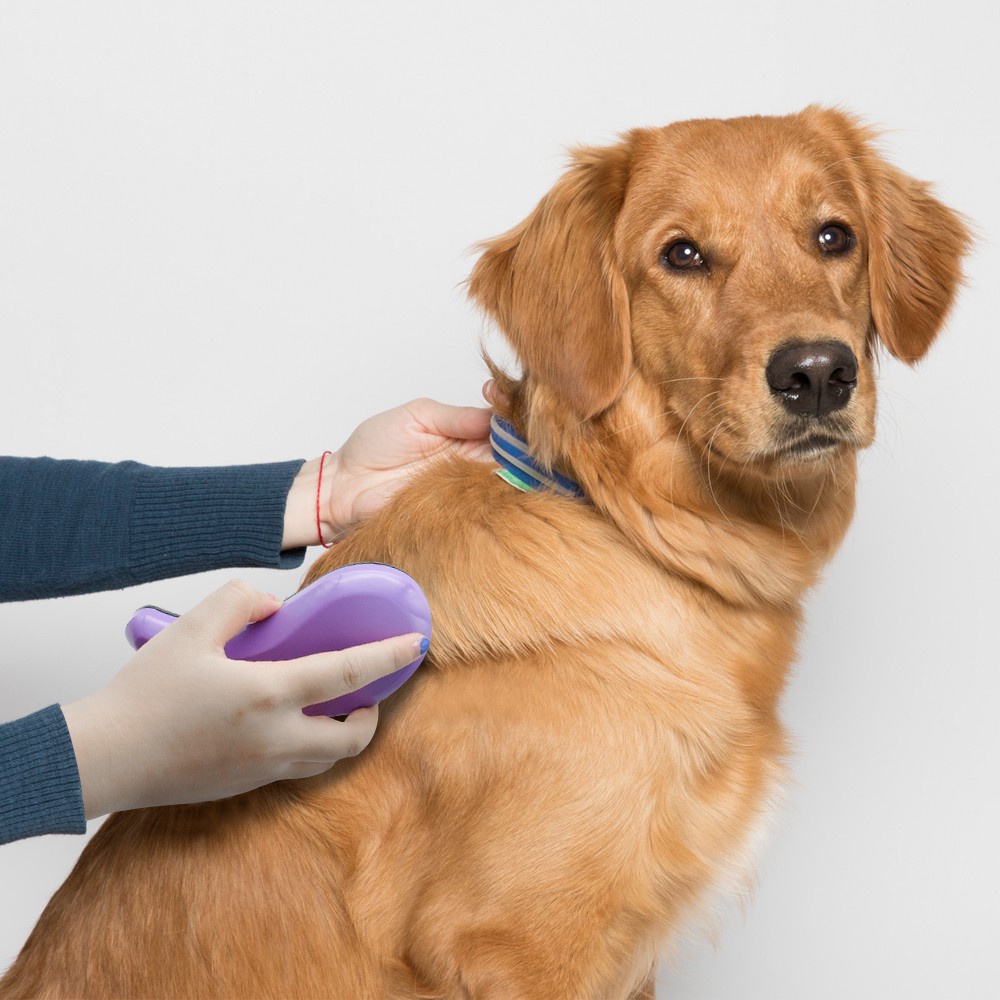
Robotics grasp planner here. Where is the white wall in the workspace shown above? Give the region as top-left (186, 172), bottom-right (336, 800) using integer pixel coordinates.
top-left (1, 2), bottom-right (996, 995)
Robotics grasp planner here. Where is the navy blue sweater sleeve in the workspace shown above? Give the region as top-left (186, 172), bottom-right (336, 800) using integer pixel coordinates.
top-left (0, 457), bottom-right (307, 601)
top-left (0, 706), bottom-right (85, 845)
top-left (0, 456), bottom-right (309, 843)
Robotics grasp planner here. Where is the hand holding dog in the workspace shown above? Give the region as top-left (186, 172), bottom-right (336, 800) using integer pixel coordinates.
top-left (62, 581), bottom-right (426, 820)
top-left (283, 396), bottom-right (494, 548)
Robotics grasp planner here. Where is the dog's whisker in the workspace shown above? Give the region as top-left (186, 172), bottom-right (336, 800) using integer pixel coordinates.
top-left (667, 390), bottom-right (721, 527)
top-left (702, 418), bottom-right (739, 529)
top-left (652, 376), bottom-right (731, 386)
top-left (803, 473), bottom-right (828, 522)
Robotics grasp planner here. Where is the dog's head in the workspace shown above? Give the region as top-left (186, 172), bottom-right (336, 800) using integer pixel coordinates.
top-left (471, 107), bottom-right (970, 484)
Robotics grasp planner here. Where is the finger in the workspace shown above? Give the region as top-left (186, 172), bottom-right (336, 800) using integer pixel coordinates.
top-left (176, 580), bottom-right (282, 647)
top-left (273, 633), bottom-right (428, 708)
top-left (288, 705), bottom-right (380, 764)
top-left (409, 398), bottom-right (492, 442)
top-left (482, 379), bottom-right (510, 409)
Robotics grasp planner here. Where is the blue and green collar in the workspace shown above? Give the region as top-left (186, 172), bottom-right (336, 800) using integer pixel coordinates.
top-left (489, 414), bottom-right (584, 499)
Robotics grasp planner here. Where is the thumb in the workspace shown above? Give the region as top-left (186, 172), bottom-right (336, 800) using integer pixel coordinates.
top-left (409, 399), bottom-right (492, 442)
top-left (175, 580), bottom-right (283, 648)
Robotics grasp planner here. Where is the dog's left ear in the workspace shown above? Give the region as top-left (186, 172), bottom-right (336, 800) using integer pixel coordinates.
top-left (469, 140), bottom-right (633, 420)
top-left (865, 159), bottom-right (973, 363)
top-left (804, 106), bottom-right (972, 364)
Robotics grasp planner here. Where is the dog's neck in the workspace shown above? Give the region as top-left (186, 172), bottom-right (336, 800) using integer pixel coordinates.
top-left (506, 382), bottom-right (857, 610)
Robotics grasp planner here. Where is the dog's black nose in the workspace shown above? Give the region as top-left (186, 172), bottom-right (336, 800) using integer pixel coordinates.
top-left (766, 341), bottom-right (858, 418)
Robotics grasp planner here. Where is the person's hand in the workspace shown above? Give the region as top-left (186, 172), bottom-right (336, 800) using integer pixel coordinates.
top-left (322, 396), bottom-right (494, 539)
top-left (283, 393), bottom-right (494, 548)
top-left (62, 581), bottom-right (426, 820)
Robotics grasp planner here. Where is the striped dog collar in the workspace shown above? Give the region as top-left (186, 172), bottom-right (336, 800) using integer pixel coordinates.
top-left (489, 413), bottom-right (584, 499)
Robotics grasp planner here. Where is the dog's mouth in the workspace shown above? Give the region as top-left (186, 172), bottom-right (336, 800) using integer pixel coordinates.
top-left (777, 432), bottom-right (848, 461)
top-left (681, 396), bottom-right (871, 476)
top-left (697, 427), bottom-right (853, 470)
top-left (767, 428), bottom-right (861, 465)
top-left (707, 429), bottom-right (864, 476)
top-left (698, 417), bottom-right (859, 461)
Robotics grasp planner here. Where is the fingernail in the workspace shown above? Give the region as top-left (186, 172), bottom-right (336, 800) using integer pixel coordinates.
top-left (416, 636), bottom-right (430, 656)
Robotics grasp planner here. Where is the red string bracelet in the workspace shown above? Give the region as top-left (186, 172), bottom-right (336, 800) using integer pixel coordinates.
top-left (316, 451), bottom-right (335, 549)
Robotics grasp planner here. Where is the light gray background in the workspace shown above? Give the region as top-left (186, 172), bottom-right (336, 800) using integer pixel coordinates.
top-left (1, 2), bottom-right (997, 996)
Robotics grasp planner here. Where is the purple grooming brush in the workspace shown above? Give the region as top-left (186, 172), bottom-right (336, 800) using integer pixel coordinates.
top-left (124, 563), bottom-right (432, 716)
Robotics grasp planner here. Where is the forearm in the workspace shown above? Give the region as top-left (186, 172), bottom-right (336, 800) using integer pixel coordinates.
top-left (0, 457), bottom-right (308, 602)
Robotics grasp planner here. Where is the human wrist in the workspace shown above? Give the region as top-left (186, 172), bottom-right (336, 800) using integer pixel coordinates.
top-left (281, 453), bottom-right (345, 549)
top-left (281, 457), bottom-right (325, 549)
top-left (62, 694), bottom-right (129, 820)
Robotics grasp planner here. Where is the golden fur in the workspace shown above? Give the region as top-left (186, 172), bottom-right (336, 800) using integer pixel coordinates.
top-left (1, 107), bottom-right (970, 999)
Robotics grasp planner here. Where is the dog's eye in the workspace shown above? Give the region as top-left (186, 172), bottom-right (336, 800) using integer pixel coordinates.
top-left (818, 223), bottom-right (855, 255)
top-left (662, 241), bottom-right (706, 270)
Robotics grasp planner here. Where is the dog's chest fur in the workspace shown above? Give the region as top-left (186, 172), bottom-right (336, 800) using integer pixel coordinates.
top-left (295, 460), bottom-right (793, 995)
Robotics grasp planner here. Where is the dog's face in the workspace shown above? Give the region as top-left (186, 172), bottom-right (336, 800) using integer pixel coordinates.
top-left (620, 115), bottom-right (878, 476)
top-left (472, 107), bottom-right (969, 484)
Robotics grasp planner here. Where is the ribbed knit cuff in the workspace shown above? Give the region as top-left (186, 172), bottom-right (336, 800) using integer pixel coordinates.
top-left (127, 461), bottom-right (307, 584)
top-left (0, 704), bottom-right (86, 844)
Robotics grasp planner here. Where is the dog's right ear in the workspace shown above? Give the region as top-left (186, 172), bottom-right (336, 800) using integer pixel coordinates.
top-left (469, 141), bottom-right (633, 422)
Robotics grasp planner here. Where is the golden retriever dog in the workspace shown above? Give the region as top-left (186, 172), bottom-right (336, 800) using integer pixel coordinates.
top-left (1, 106), bottom-right (970, 999)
